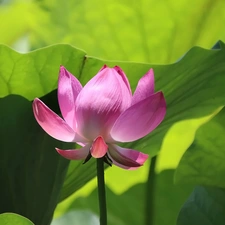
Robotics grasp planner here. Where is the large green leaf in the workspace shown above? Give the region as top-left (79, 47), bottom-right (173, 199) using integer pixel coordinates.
top-left (53, 170), bottom-right (192, 225)
top-left (0, 45), bottom-right (97, 224)
top-left (0, 41), bottom-right (225, 205)
top-left (0, 213), bottom-right (34, 225)
top-left (1, 41), bottom-right (225, 223)
top-left (30, 0), bottom-right (225, 63)
top-left (177, 186), bottom-right (225, 225)
top-left (78, 41), bottom-right (225, 155)
top-left (0, 44), bottom-right (86, 99)
top-left (59, 41), bottom-right (225, 200)
top-left (175, 107), bottom-right (225, 187)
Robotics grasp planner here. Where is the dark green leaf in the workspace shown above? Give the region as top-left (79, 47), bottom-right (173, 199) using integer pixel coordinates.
top-left (0, 95), bottom-right (71, 225)
top-left (177, 186), bottom-right (225, 225)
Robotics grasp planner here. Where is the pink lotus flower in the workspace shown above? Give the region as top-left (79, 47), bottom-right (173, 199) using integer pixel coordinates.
top-left (33, 65), bottom-right (166, 170)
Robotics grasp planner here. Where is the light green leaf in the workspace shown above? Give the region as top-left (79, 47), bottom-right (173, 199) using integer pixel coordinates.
top-left (0, 213), bottom-right (34, 225)
top-left (30, 0), bottom-right (225, 63)
top-left (0, 1), bottom-right (39, 46)
top-left (156, 114), bottom-right (215, 173)
top-left (177, 186), bottom-right (225, 225)
top-left (0, 44), bottom-right (86, 99)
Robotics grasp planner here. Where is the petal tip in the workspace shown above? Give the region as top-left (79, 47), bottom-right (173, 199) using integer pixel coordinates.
top-left (55, 148), bottom-right (70, 160)
top-left (113, 65), bottom-right (124, 75)
top-left (147, 68), bottom-right (154, 78)
top-left (113, 65), bottom-right (122, 71)
top-left (33, 97), bottom-right (41, 105)
top-left (56, 146), bottom-right (90, 160)
top-left (108, 145), bottom-right (149, 169)
top-left (148, 68), bottom-right (154, 73)
top-left (158, 91), bottom-right (167, 108)
top-left (32, 98), bottom-right (44, 120)
top-left (139, 153), bottom-right (149, 164)
top-left (59, 66), bottom-right (70, 78)
top-left (99, 65), bottom-right (108, 71)
top-left (59, 65), bottom-right (67, 74)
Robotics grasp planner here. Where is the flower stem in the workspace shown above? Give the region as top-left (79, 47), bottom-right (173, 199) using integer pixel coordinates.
top-left (145, 155), bottom-right (157, 225)
top-left (97, 158), bottom-right (107, 225)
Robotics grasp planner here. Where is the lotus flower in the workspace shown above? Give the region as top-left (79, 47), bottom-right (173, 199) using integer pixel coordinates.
top-left (33, 65), bottom-right (166, 169)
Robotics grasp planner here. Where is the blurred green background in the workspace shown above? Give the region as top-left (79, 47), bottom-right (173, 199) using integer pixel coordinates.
top-left (2, 0), bottom-right (225, 62)
top-left (1, 0), bottom-right (225, 224)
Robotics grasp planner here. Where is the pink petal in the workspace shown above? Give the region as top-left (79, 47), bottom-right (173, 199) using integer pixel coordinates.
top-left (58, 66), bottom-right (82, 130)
top-left (99, 65), bottom-right (132, 96)
top-left (110, 92), bottom-right (166, 142)
top-left (75, 66), bottom-right (132, 141)
top-left (108, 144), bottom-right (149, 170)
top-left (90, 136), bottom-right (108, 158)
top-left (113, 66), bottom-right (132, 95)
top-left (56, 144), bottom-right (90, 160)
top-left (33, 98), bottom-right (76, 142)
top-left (132, 68), bottom-right (155, 105)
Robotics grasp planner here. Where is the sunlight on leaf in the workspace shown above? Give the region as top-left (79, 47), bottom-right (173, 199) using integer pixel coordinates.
top-left (175, 107), bottom-right (225, 187)
top-left (156, 110), bottom-right (220, 173)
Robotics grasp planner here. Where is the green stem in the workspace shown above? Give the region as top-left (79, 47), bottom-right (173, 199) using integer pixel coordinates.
top-left (145, 155), bottom-right (157, 225)
top-left (97, 158), bottom-right (107, 225)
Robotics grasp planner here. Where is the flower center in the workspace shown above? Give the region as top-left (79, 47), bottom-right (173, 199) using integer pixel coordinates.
top-left (83, 136), bottom-right (112, 166)
top-left (90, 136), bottom-right (108, 158)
